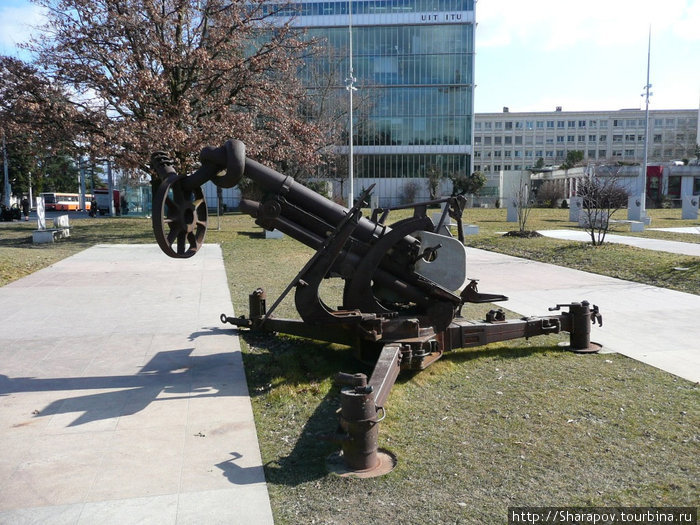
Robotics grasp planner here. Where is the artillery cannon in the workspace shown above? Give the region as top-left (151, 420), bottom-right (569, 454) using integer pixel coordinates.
top-left (150, 139), bottom-right (602, 477)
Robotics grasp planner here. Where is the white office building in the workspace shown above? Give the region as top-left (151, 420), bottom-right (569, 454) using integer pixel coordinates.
top-left (473, 108), bottom-right (698, 174)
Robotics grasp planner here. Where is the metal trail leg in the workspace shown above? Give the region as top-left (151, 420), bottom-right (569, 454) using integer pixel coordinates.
top-left (326, 345), bottom-right (401, 477)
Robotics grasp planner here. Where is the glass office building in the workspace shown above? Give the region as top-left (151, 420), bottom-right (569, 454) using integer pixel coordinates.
top-left (273, 0), bottom-right (476, 183)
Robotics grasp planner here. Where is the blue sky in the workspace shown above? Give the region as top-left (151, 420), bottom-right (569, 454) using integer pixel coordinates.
top-left (476, 0), bottom-right (700, 113)
top-left (1, 0), bottom-right (699, 113)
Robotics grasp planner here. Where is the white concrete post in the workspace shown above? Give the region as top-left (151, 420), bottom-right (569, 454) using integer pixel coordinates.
top-left (682, 195), bottom-right (699, 220)
top-left (506, 198), bottom-right (518, 222)
top-left (569, 196), bottom-right (583, 222)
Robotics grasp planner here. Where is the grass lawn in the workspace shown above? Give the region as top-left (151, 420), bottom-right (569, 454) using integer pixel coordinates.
top-left (1, 207), bottom-right (698, 523)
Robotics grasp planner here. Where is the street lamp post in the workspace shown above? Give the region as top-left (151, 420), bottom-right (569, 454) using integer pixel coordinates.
top-left (107, 160), bottom-right (116, 216)
top-left (345, 0), bottom-right (356, 208)
top-left (639, 28), bottom-right (652, 222)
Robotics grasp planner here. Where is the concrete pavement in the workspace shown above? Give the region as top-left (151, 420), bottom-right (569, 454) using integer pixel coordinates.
top-left (648, 226), bottom-right (700, 235)
top-left (466, 247), bottom-right (700, 384)
top-left (538, 229), bottom-right (700, 257)
top-left (0, 244), bottom-right (273, 524)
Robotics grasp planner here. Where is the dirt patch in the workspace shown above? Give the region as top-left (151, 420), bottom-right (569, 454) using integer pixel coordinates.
top-left (502, 230), bottom-right (543, 238)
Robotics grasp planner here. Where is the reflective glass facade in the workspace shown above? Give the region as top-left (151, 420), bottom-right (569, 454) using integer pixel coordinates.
top-left (284, 0), bottom-right (475, 179)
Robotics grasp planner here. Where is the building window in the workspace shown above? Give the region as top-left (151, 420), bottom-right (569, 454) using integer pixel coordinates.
top-left (654, 118), bottom-right (663, 127)
top-left (545, 151), bottom-right (554, 157)
top-left (637, 134), bottom-right (645, 142)
top-left (536, 121), bottom-right (544, 129)
top-left (525, 150), bottom-right (533, 157)
top-left (578, 120), bottom-right (586, 127)
top-left (504, 151), bottom-right (512, 157)
top-left (505, 121), bottom-right (513, 130)
top-left (599, 134), bottom-right (607, 142)
top-left (568, 120), bottom-right (576, 128)
top-left (625, 119), bottom-right (636, 127)
top-left (515, 121), bottom-right (523, 129)
top-left (503, 165), bottom-right (511, 171)
top-left (535, 150), bottom-right (543, 157)
top-left (589, 120), bottom-right (597, 128)
top-left (588, 135), bottom-right (596, 142)
top-left (474, 136), bottom-right (482, 144)
top-left (613, 134), bottom-right (622, 142)
top-left (665, 118), bottom-right (675, 127)
top-left (556, 136), bottom-right (564, 143)
top-left (494, 136), bottom-right (502, 145)
top-left (599, 120), bottom-right (608, 127)
top-left (504, 136), bottom-right (512, 145)
top-left (625, 134), bottom-right (635, 141)
top-left (494, 150), bottom-right (502, 157)
top-left (484, 137), bottom-right (492, 145)
top-left (514, 151), bottom-right (522, 158)
top-left (557, 121), bottom-right (565, 128)
top-left (525, 120), bottom-right (534, 130)
top-left (613, 119), bottom-right (622, 127)
top-left (474, 122), bottom-right (482, 130)
top-left (624, 149), bottom-right (635, 156)
top-left (484, 122), bottom-right (492, 129)
top-left (588, 150), bottom-right (596, 158)
top-left (546, 120), bottom-right (555, 128)
top-left (495, 122), bottom-right (503, 129)
top-left (494, 165), bottom-right (501, 171)
top-left (598, 150), bottom-right (606, 158)
top-left (556, 150), bottom-right (564, 158)
top-left (515, 136), bottom-right (523, 145)
top-left (612, 150), bottom-right (622, 157)
top-left (578, 135), bottom-right (585, 142)
top-left (567, 135), bottom-right (575, 143)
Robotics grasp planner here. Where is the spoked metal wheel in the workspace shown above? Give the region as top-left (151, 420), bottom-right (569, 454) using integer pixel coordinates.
top-left (152, 173), bottom-right (208, 258)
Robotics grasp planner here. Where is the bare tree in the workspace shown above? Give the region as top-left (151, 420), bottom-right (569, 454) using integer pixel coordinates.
top-left (537, 180), bottom-right (566, 208)
top-left (402, 180), bottom-right (421, 204)
top-left (514, 176), bottom-right (534, 233)
top-left (297, 52), bottom-right (374, 191)
top-left (25, 0), bottom-right (323, 173)
top-left (0, 56), bottom-right (93, 195)
top-left (577, 167), bottom-right (628, 245)
top-left (0, 57), bottom-right (87, 151)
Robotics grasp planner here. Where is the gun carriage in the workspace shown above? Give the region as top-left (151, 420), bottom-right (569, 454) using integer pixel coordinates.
top-left (151, 139), bottom-right (602, 477)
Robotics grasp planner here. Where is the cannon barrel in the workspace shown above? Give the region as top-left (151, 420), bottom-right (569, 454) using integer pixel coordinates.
top-left (198, 140), bottom-right (458, 304)
top-left (198, 140), bottom-right (416, 257)
top-left (152, 140), bottom-right (465, 325)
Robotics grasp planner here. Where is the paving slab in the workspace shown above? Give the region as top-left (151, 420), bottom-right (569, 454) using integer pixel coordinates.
top-left (648, 226), bottom-right (700, 235)
top-left (0, 244), bottom-right (273, 525)
top-left (538, 228), bottom-right (700, 257)
top-left (466, 247), bottom-right (700, 384)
